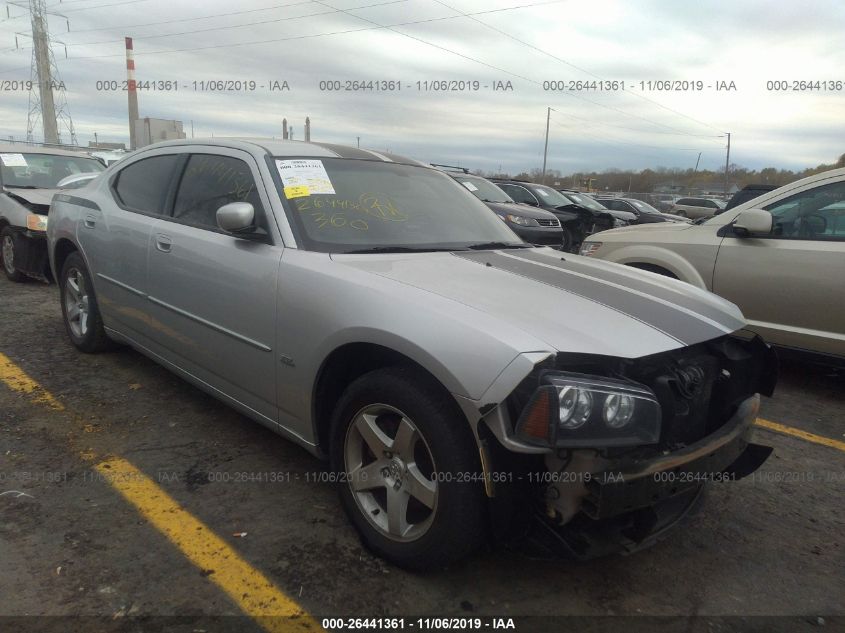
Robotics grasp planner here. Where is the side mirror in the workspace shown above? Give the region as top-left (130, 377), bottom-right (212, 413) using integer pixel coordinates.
top-left (216, 202), bottom-right (255, 234)
top-left (732, 208), bottom-right (773, 237)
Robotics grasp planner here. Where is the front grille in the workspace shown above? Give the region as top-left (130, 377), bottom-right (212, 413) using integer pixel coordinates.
top-left (536, 218), bottom-right (560, 227)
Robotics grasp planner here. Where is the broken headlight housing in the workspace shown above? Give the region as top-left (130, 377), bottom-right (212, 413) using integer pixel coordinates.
top-left (514, 371), bottom-right (661, 448)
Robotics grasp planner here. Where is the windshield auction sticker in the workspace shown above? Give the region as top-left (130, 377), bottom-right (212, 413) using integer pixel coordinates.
top-left (276, 159), bottom-right (336, 198)
top-left (0, 153), bottom-right (27, 167)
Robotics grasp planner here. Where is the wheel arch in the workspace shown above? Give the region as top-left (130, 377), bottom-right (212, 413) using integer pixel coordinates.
top-left (311, 342), bottom-right (471, 455)
top-left (52, 237), bottom-right (82, 282)
top-left (601, 244), bottom-right (709, 289)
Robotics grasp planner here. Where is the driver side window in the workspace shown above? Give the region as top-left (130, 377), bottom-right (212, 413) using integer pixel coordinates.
top-left (173, 153), bottom-right (265, 231)
top-left (764, 181), bottom-right (845, 240)
top-left (502, 185), bottom-right (539, 206)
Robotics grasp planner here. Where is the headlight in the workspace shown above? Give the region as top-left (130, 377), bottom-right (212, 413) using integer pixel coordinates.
top-left (514, 371), bottom-right (661, 448)
top-left (26, 213), bottom-right (48, 232)
top-left (505, 214), bottom-right (537, 226)
top-left (613, 218), bottom-right (627, 227)
top-left (579, 241), bottom-right (601, 256)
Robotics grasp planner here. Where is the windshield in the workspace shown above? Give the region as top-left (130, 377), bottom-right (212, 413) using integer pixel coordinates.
top-left (562, 192), bottom-right (608, 211)
top-left (530, 185), bottom-right (572, 207)
top-left (455, 175), bottom-right (513, 203)
top-left (276, 158), bottom-right (521, 253)
top-left (0, 152), bottom-right (104, 189)
top-left (628, 199), bottom-right (660, 214)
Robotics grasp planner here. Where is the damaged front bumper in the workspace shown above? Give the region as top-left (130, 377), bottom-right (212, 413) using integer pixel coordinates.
top-left (478, 334), bottom-right (777, 560)
top-left (582, 394), bottom-right (770, 520)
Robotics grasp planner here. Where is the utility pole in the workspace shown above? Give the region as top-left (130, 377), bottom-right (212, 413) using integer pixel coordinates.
top-left (693, 151), bottom-right (701, 173)
top-left (541, 106), bottom-right (551, 182)
top-left (357, 136), bottom-right (360, 148)
top-left (17, 0), bottom-right (76, 145)
top-left (724, 133), bottom-right (731, 196)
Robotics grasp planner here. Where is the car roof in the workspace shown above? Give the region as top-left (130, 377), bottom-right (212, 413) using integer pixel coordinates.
top-left (140, 137), bottom-right (428, 167)
top-left (0, 144), bottom-right (99, 158)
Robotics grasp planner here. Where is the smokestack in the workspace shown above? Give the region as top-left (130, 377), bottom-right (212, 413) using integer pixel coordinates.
top-left (305, 117), bottom-right (311, 142)
top-left (125, 37), bottom-right (139, 150)
top-left (282, 118), bottom-right (288, 140)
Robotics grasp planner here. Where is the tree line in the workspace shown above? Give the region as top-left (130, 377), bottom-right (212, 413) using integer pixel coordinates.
top-left (473, 153), bottom-right (845, 193)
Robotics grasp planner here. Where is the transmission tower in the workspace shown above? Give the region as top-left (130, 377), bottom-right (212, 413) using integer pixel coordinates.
top-left (14, 0), bottom-right (77, 145)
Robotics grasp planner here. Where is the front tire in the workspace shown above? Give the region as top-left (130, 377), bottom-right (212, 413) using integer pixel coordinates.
top-left (59, 252), bottom-right (115, 353)
top-left (1, 227), bottom-right (25, 282)
top-left (330, 366), bottom-right (485, 570)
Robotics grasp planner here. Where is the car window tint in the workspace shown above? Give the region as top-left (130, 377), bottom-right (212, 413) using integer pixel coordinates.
top-left (114, 154), bottom-right (179, 215)
top-left (677, 198), bottom-right (691, 205)
top-left (173, 154), bottom-right (264, 230)
top-left (764, 181), bottom-right (845, 240)
top-left (502, 185), bottom-right (538, 205)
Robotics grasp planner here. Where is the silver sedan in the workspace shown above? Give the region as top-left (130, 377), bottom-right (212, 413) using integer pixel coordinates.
top-left (47, 138), bottom-right (775, 569)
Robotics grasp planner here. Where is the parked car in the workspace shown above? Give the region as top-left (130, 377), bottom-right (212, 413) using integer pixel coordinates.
top-left (557, 189), bottom-right (637, 224)
top-left (724, 184), bottom-right (778, 212)
top-left (669, 197), bottom-right (726, 219)
top-left (581, 167), bottom-right (845, 361)
top-left (597, 197), bottom-right (690, 224)
top-left (650, 194), bottom-right (679, 212)
top-left (0, 144), bottom-right (105, 281)
top-left (432, 166), bottom-right (567, 249)
top-left (48, 138), bottom-right (775, 570)
top-left (492, 180), bottom-right (624, 251)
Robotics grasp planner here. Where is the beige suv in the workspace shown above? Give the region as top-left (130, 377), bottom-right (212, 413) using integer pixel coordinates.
top-left (670, 197), bottom-right (726, 219)
top-left (580, 168), bottom-right (845, 360)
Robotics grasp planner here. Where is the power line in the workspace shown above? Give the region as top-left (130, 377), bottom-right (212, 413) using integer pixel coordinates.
top-left (60, 0), bottom-right (409, 47)
top-left (552, 116), bottom-right (719, 152)
top-left (311, 0), bottom-right (721, 140)
top-left (1, 0), bottom-right (569, 62)
top-left (66, 0), bottom-right (319, 34)
top-left (431, 0), bottom-right (725, 136)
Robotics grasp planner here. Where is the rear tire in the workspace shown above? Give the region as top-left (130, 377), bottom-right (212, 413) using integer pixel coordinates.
top-left (59, 251), bottom-right (115, 353)
top-left (330, 366), bottom-right (485, 570)
top-left (1, 227), bottom-right (26, 282)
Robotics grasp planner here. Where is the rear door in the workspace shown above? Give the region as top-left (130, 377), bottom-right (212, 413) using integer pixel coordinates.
top-left (713, 178), bottom-right (845, 356)
top-left (79, 152), bottom-right (182, 341)
top-left (144, 148), bottom-right (283, 424)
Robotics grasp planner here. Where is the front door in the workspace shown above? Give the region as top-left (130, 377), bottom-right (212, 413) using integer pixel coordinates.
top-left (713, 179), bottom-right (845, 356)
top-left (145, 149), bottom-right (283, 424)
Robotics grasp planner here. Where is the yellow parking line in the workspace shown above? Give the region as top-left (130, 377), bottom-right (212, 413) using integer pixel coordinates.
top-left (756, 418), bottom-right (845, 453)
top-left (0, 350), bottom-right (65, 410)
top-left (0, 350), bottom-right (321, 632)
top-left (95, 457), bottom-right (320, 631)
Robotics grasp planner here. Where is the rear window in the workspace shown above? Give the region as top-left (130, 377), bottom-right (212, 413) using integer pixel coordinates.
top-left (114, 155), bottom-right (180, 215)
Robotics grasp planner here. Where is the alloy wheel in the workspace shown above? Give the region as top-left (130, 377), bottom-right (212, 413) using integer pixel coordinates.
top-left (344, 404), bottom-right (438, 542)
top-left (64, 267), bottom-right (90, 338)
top-left (2, 235), bottom-right (15, 276)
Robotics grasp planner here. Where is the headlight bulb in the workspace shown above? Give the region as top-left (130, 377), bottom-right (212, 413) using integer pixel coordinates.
top-left (558, 386), bottom-right (592, 429)
top-left (603, 393), bottom-right (635, 428)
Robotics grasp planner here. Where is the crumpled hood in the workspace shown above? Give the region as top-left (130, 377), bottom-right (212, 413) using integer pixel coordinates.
top-left (3, 187), bottom-right (60, 208)
top-left (333, 248), bottom-right (746, 359)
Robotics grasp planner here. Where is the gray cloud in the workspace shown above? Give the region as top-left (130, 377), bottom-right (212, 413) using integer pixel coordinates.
top-left (0, 0), bottom-right (842, 173)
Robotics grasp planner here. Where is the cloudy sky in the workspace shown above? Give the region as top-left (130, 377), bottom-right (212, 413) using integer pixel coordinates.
top-left (1, 0), bottom-right (843, 174)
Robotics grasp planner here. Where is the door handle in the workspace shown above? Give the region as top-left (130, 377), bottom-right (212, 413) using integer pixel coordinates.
top-left (155, 234), bottom-right (172, 253)
top-left (83, 214), bottom-right (96, 228)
